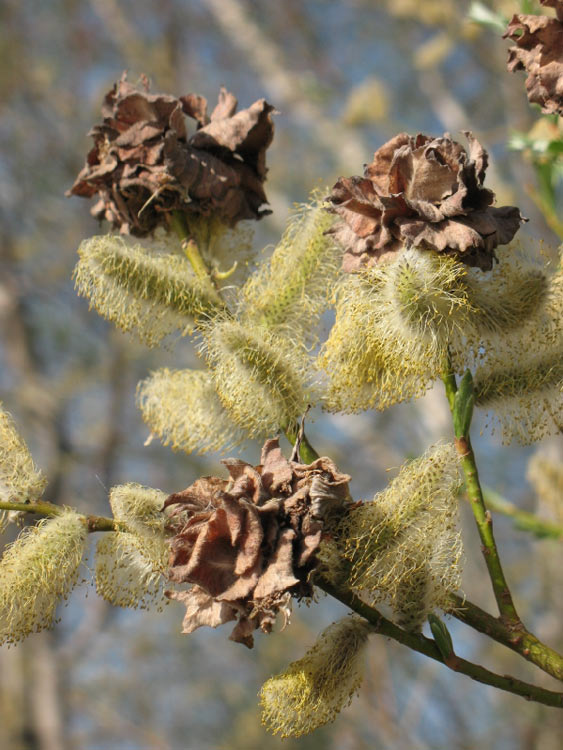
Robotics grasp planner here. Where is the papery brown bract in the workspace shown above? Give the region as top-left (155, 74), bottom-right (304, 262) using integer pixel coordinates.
top-left (328, 132), bottom-right (525, 272)
top-left (504, 2), bottom-right (563, 116)
top-left (68, 74), bottom-right (274, 235)
top-left (165, 439), bottom-right (350, 647)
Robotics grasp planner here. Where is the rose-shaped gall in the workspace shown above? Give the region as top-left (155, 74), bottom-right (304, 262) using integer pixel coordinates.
top-left (165, 438), bottom-right (350, 647)
top-left (504, 0), bottom-right (563, 116)
top-left (68, 73), bottom-right (275, 235)
top-left (328, 131), bottom-right (525, 272)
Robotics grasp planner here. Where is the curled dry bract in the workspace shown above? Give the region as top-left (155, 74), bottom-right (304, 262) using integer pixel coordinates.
top-left (504, 1), bottom-right (563, 116)
top-left (165, 438), bottom-right (350, 647)
top-left (328, 131), bottom-right (525, 272)
top-left (68, 74), bottom-right (275, 235)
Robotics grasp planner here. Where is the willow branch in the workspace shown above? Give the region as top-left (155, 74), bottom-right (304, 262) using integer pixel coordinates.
top-left (441, 362), bottom-right (520, 623)
top-left (448, 593), bottom-right (563, 682)
top-left (0, 500), bottom-right (123, 533)
top-left (481, 487), bottom-right (563, 541)
top-left (317, 576), bottom-right (563, 708)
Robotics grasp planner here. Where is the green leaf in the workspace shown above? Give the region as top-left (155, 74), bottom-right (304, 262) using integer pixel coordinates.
top-left (428, 614), bottom-right (455, 660)
top-left (467, 2), bottom-right (507, 34)
top-left (453, 370), bottom-right (475, 439)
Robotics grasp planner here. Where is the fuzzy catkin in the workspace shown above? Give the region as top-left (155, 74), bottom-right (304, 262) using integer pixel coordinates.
top-left (94, 484), bottom-right (169, 609)
top-left (337, 443), bottom-right (462, 627)
top-left (203, 318), bottom-right (312, 438)
top-left (73, 235), bottom-right (221, 346)
top-left (0, 510), bottom-right (87, 645)
top-left (320, 245), bottom-right (552, 415)
top-left (240, 193), bottom-right (338, 342)
top-left (137, 368), bottom-right (244, 454)
top-left (319, 249), bottom-right (473, 412)
top-left (470, 265), bottom-right (563, 444)
top-left (260, 617), bottom-right (371, 738)
top-left (0, 404), bottom-right (47, 504)
top-left (95, 531), bottom-right (168, 610)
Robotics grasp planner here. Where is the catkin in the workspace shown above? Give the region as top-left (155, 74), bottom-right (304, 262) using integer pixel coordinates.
top-left (0, 511), bottom-right (87, 645)
top-left (137, 368), bottom-right (244, 454)
top-left (241, 193), bottom-right (338, 342)
top-left (260, 617), bottom-right (371, 737)
top-left (204, 319), bottom-right (312, 437)
top-left (74, 235), bottom-right (221, 346)
top-left (95, 484), bottom-right (169, 609)
top-left (338, 443), bottom-right (462, 627)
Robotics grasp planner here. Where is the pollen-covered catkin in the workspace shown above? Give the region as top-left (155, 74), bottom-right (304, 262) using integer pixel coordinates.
top-left (240, 193), bottom-right (339, 342)
top-left (94, 484), bottom-right (169, 609)
top-left (73, 235), bottom-right (222, 346)
top-left (0, 404), bottom-right (47, 504)
top-left (319, 249), bottom-right (472, 412)
top-left (95, 531), bottom-right (168, 610)
top-left (470, 266), bottom-right (563, 444)
top-left (462, 249), bottom-right (548, 339)
top-left (203, 319), bottom-right (312, 437)
top-left (0, 510), bottom-right (87, 645)
top-left (0, 404), bottom-right (47, 533)
top-left (137, 368), bottom-right (244, 454)
top-left (338, 443), bottom-right (462, 625)
top-left (260, 617), bottom-right (372, 738)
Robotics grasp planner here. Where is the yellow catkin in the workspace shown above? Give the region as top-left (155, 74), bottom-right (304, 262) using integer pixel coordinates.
top-left (260, 617), bottom-right (372, 738)
top-left (0, 510), bottom-right (87, 645)
top-left (95, 532), bottom-right (168, 610)
top-left (319, 249), bottom-right (472, 412)
top-left (94, 484), bottom-right (169, 609)
top-left (0, 404), bottom-right (47, 533)
top-left (0, 403), bottom-right (47, 504)
top-left (136, 368), bottom-right (244, 454)
top-left (240, 192), bottom-right (338, 342)
top-left (471, 266), bottom-right (563, 444)
top-left (203, 318), bottom-right (312, 437)
top-left (73, 235), bottom-right (221, 346)
top-left (338, 443), bottom-right (462, 627)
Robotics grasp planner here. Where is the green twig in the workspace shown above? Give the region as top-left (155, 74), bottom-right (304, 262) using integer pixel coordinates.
top-left (317, 576), bottom-right (563, 708)
top-left (169, 211), bottom-right (225, 309)
top-left (448, 593), bottom-right (563, 682)
top-left (441, 360), bottom-right (520, 623)
top-left (0, 500), bottom-right (124, 533)
top-left (481, 487), bottom-right (563, 540)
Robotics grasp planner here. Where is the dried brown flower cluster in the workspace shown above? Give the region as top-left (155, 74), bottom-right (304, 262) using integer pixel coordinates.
top-left (68, 73), bottom-right (275, 235)
top-left (328, 132), bottom-right (525, 272)
top-left (504, 0), bottom-right (563, 116)
top-left (165, 439), bottom-right (350, 648)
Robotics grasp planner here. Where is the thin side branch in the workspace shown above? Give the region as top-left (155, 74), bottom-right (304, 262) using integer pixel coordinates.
top-left (0, 500), bottom-right (123, 533)
top-left (318, 576), bottom-right (563, 708)
top-left (448, 593), bottom-right (563, 682)
top-left (441, 362), bottom-right (520, 623)
top-left (482, 487), bottom-right (563, 540)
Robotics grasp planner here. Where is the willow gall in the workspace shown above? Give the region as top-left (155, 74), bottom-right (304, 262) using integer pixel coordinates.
top-left (327, 131), bottom-right (525, 271)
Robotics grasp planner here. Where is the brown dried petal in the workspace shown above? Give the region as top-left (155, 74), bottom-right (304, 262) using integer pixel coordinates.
top-left (166, 587), bottom-right (238, 634)
top-left (253, 528), bottom-right (300, 599)
top-left (260, 438), bottom-right (294, 495)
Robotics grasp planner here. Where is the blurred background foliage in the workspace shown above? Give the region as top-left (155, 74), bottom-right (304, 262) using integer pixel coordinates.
top-left (0, 0), bottom-right (562, 748)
